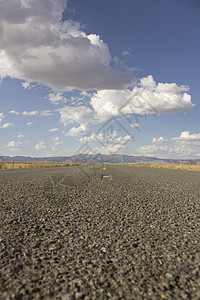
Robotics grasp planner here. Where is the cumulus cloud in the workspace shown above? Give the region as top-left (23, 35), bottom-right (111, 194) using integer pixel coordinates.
top-left (58, 76), bottom-right (194, 129)
top-left (22, 110), bottom-right (38, 116)
top-left (80, 131), bottom-right (132, 144)
top-left (64, 124), bottom-right (89, 136)
top-left (0, 0), bottom-right (134, 91)
top-left (172, 131), bottom-right (200, 143)
top-left (138, 130), bottom-right (200, 158)
top-left (152, 136), bottom-right (168, 143)
top-left (59, 106), bottom-right (94, 126)
top-left (9, 110), bottom-right (20, 115)
top-left (138, 144), bottom-right (171, 157)
top-left (17, 133), bottom-right (24, 138)
top-left (35, 141), bottom-right (47, 150)
top-left (137, 143), bottom-right (200, 158)
top-left (90, 76), bottom-right (194, 123)
top-left (26, 121), bottom-right (33, 126)
top-left (48, 92), bottom-right (67, 104)
top-left (48, 128), bottom-right (59, 132)
top-left (7, 141), bottom-right (21, 148)
top-left (79, 131), bottom-right (133, 155)
top-left (0, 122), bottom-right (14, 129)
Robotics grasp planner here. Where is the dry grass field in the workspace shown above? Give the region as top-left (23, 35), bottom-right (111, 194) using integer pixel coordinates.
top-left (0, 161), bottom-right (82, 170)
top-left (125, 163), bottom-right (200, 171)
top-left (1, 161), bottom-right (200, 171)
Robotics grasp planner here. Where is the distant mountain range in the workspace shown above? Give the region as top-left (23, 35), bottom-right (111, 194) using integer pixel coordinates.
top-left (0, 154), bottom-right (200, 165)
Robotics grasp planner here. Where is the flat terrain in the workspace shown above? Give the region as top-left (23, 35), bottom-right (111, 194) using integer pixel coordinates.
top-left (0, 165), bottom-right (200, 299)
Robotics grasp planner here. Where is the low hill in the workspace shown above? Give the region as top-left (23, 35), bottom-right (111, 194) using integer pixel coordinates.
top-left (1, 154), bottom-right (200, 165)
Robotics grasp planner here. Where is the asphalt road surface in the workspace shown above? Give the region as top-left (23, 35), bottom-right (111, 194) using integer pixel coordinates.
top-left (0, 165), bottom-right (200, 299)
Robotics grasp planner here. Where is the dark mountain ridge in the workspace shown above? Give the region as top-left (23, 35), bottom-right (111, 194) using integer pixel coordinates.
top-left (0, 154), bottom-right (199, 165)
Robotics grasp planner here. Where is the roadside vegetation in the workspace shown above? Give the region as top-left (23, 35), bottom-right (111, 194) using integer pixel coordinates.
top-left (1, 161), bottom-right (200, 171)
top-left (125, 163), bottom-right (200, 171)
top-left (0, 161), bottom-right (83, 170)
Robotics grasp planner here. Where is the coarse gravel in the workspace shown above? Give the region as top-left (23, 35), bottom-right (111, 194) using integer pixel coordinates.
top-left (0, 164), bottom-right (200, 299)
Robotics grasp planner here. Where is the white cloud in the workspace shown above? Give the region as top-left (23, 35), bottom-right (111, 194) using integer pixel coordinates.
top-left (57, 76), bottom-right (193, 146)
top-left (49, 128), bottom-right (59, 132)
top-left (138, 131), bottom-right (200, 158)
top-left (40, 110), bottom-right (53, 117)
top-left (50, 136), bottom-right (63, 150)
top-left (122, 50), bottom-right (130, 57)
top-left (80, 131), bottom-right (133, 154)
top-left (35, 141), bottom-right (47, 150)
top-left (80, 131), bottom-right (132, 144)
top-left (131, 123), bottom-right (140, 128)
top-left (48, 92), bottom-right (67, 104)
top-left (65, 124), bottom-right (88, 136)
top-left (80, 91), bottom-right (92, 98)
top-left (10, 148), bottom-right (20, 152)
top-left (23, 110), bottom-right (38, 116)
top-left (59, 106), bottom-right (94, 126)
top-left (51, 141), bottom-right (63, 151)
top-left (0, 122), bottom-right (14, 129)
top-left (51, 136), bottom-right (59, 142)
top-left (95, 143), bottom-right (128, 154)
top-left (0, 0), bottom-right (134, 91)
top-left (26, 122), bottom-right (33, 126)
top-left (152, 136), bottom-right (168, 143)
top-left (9, 110), bottom-right (20, 115)
top-left (0, 112), bottom-right (4, 122)
top-left (7, 141), bottom-right (21, 148)
top-left (172, 131), bottom-right (200, 143)
top-left (21, 81), bottom-right (31, 89)
top-left (138, 144), bottom-right (172, 157)
top-left (17, 133), bottom-right (24, 138)
top-left (90, 76), bottom-right (194, 123)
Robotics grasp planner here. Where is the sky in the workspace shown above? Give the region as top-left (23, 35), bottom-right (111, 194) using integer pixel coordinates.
top-left (0, 0), bottom-right (200, 159)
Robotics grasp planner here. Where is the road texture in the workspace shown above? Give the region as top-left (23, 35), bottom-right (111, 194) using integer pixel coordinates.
top-left (0, 165), bottom-right (200, 299)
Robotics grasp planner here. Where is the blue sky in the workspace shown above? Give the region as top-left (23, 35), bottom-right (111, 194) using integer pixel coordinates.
top-left (0, 0), bottom-right (199, 158)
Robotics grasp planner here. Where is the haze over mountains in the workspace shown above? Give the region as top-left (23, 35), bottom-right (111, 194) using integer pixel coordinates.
top-left (0, 155), bottom-right (200, 165)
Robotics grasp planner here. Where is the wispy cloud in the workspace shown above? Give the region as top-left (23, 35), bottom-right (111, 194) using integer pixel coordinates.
top-left (26, 122), bottom-right (33, 126)
top-left (9, 110), bottom-right (20, 115)
top-left (16, 134), bottom-right (24, 139)
top-left (40, 110), bottom-right (53, 117)
top-left (49, 128), bottom-right (59, 132)
top-left (48, 92), bottom-right (67, 104)
top-left (23, 111), bottom-right (38, 116)
top-left (122, 50), bottom-right (130, 57)
top-left (7, 141), bottom-right (21, 149)
top-left (0, 122), bottom-right (14, 129)
top-left (131, 123), bottom-right (140, 128)
top-left (35, 141), bottom-right (48, 150)
top-left (0, 112), bottom-right (5, 122)
top-left (152, 137), bottom-right (168, 143)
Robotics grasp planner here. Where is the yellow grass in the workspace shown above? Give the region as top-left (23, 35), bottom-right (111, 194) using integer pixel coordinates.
top-left (124, 163), bottom-right (200, 171)
top-left (0, 161), bottom-right (83, 170)
top-left (1, 161), bottom-right (200, 171)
